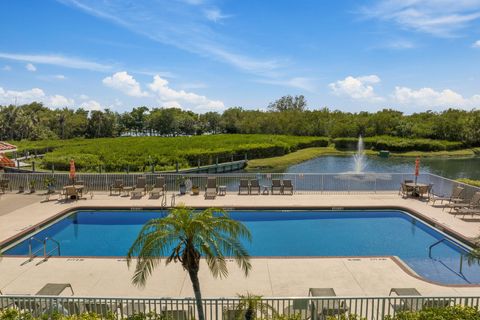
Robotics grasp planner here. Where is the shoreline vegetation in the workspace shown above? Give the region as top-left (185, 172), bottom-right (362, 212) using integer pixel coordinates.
top-left (7, 135), bottom-right (480, 173)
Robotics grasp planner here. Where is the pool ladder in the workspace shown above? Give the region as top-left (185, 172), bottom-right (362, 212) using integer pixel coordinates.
top-left (429, 238), bottom-right (466, 274)
top-left (28, 236), bottom-right (61, 262)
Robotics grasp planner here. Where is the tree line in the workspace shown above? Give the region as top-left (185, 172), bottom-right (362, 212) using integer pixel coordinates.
top-left (1, 95), bottom-right (479, 145)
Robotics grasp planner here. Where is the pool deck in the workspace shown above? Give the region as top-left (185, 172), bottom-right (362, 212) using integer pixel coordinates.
top-left (1, 191), bottom-right (480, 297)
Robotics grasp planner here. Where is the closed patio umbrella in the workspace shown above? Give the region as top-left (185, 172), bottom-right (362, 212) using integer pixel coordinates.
top-left (414, 157), bottom-right (420, 185)
top-left (69, 159), bottom-right (76, 183)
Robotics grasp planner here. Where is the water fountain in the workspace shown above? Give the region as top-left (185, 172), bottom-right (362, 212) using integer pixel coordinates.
top-left (353, 135), bottom-right (367, 173)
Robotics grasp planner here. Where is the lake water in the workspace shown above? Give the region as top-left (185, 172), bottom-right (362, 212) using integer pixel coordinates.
top-left (286, 156), bottom-right (480, 180)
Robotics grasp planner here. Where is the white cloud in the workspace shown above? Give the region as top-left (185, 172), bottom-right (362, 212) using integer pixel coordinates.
top-left (0, 52), bottom-right (112, 71)
top-left (80, 100), bottom-right (102, 111)
top-left (392, 86), bottom-right (480, 108)
top-left (79, 94), bottom-right (89, 100)
top-left (329, 75), bottom-right (384, 102)
top-left (0, 86), bottom-right (77, 108)
top-left (26, 63), bottom-right (37, 72)
top-left (473, 40), bottom-right (480, 48)
top-left (0, 87), bottom-right (45, 105)
top-left (2, 65), bottom-right (11, 71)
top-left (361, 0), bottom-right (480, 37)
top-left (103, 71), bottom-right (149, 97)
top-left (149, 75), bottom-right (224, 111)
top-left (54, 74), bottom-right (67, 80)
top-left (48, 94), bottom-right (75, 108)
top-left (204, 8), bottom-right (231, 22)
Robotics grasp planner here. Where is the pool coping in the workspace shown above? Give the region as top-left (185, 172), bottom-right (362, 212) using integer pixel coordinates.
top-left (1, 204), bottom-right (479, 288)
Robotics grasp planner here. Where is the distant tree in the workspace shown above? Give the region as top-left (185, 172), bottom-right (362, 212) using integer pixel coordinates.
top-left (268, 95), bottom-right (307, 112)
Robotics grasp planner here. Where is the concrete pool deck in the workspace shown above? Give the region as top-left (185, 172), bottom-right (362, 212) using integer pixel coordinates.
top-left (1, 191), bottom-right (480, 297)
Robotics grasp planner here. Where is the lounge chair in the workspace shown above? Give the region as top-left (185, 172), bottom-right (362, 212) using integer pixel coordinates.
top-left (308, 288), bottom-right (348, 318)
top-left (444, 191), bottom-right (480, 213)
top-left (284, 299), bottom-right (310, 319)
top-left (223, 308), bottom-right (246, 320)
top-left (161, 309), bottom-right (189, 320)
top-left (36, 283), bottom-right (74, 296)
top-left (283, 180), bottom-right (294, 195)
top-left (238, 179), bottom-right (249, 195)
top-left (205, 177), bottom-right (217, 199)
top-left (85, 300), bottom-right (118, 316)
top-left (249, 179), bottom-right (260, 195)
top-left (271, 179), bottom-right (282, 195)
top-left (431, 186), bottom-right (464, 205)
top-left (149, 176), bottom-right (166, 198)
top-left (109, 179), bottom-right (124, 195)
top-left (389, 288), bottom-right (450, 312)
top-left (0, 179), bottom-right (9, 193)
top-left (131, 177), bottom-right (146, 198)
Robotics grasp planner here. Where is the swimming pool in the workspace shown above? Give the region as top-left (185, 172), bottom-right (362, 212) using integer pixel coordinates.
top-left (3, 209), bottom-right (479, 285)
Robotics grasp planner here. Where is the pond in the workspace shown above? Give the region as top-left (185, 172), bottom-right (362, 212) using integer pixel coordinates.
top-left (286, 155), bottom-right (480, 180)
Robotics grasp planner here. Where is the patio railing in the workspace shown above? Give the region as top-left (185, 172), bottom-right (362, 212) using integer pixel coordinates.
top-left (1, 295), bottom-right (480, 320)
top-left (1, 172), bottom-right (479, 200)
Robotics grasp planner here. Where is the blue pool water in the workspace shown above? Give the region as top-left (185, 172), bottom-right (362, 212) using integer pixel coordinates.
top-left (4, 210), bottom-right (479, 285)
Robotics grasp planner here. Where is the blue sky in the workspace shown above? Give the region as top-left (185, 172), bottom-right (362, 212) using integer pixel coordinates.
top-left (0, 0), bottom-right (479, 113)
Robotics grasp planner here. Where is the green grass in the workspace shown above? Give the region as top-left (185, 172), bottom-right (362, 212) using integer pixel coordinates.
top-left (457, 178), bottom-right (480, 188)
top-left (12, 135), bottom-right (328, 172)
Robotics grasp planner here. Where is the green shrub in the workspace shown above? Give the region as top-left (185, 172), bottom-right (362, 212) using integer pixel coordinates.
top-left (457, 178), bottom-right (480, 188)
top-left (13, 135), bottom-right (328, 172)
top-left (384, 305), bottom-right (480, 320)
top-left (332, 136), bottom-right (464, 152)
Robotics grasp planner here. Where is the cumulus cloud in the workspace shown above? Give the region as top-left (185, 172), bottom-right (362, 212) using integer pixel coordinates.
top-left (392, 86), bottom-right (480, 108)
top-left (26, 63), bottom-right (37, 72)
top-left (103, 71), bottom-right (148, 97)
top-left (48, 94), bottom-right (75, 108)
top-left (80, 100), bottom-right (102, 111)
top-left (329, 75), bottom-right (384, 102)
top-left (473, 40), bottom-right (480, 48)
top-left (0, 86), bottom-right (75, 108)
top-left (148, 75), bottom-right (224, 111)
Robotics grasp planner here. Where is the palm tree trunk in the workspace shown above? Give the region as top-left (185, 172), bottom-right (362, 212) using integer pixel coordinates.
top-left (188, 269), bottom-right (205, 320)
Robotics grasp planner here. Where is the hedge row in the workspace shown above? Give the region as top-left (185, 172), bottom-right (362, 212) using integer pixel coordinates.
top-left (333, 136), bottom-right (464, 152)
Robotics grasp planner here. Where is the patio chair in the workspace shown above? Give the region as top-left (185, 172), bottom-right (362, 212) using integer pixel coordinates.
top-left (149, 176), bottom-right (166, 198)
top-left (109, 179), bottom-right (124, 195)
top-left (238, 179), bottom-right (249, 195)
top-left (431, 186), bottom-right (464, 205)
top-left (271, 179), bottom-right (282, 195)
top-left (131, 177), bottom-right (146, 199)
top-left (0, 179), bottom-right (9, 193)
top-left (417, 184), bottom-right (432, 201)
top-left (444, 191), bottom-right (480, 213)
top-left (282, 179), bottom-right (294, 195)
top-left (63, 186), bottom-right (79, 201)
top-left (308, 288), bottom-right (348, 318)
top-left (249, 179), bottom-right (260, 195)
top-left (205, 177), bottom-right (217, 199)
top-left (399, 183), bottom-right (414, 198)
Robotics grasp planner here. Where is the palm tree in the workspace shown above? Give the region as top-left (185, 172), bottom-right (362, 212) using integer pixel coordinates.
top-left (127, 206), bottom-right (252, 320)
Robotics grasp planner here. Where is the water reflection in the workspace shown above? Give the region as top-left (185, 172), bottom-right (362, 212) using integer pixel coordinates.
top-left (287, 155), bottom-right (480, 180)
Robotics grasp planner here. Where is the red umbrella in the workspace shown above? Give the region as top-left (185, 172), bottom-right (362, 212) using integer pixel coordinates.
top-left (69, 159), bottom-right (76, 183)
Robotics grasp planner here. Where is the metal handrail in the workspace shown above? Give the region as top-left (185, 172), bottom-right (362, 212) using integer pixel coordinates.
top-left (28, 237), bottom-right (44, 260)
top-left (429, 238), bottom-right (468, 274)
top-left (43, 237), bottom-right (61, 259)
